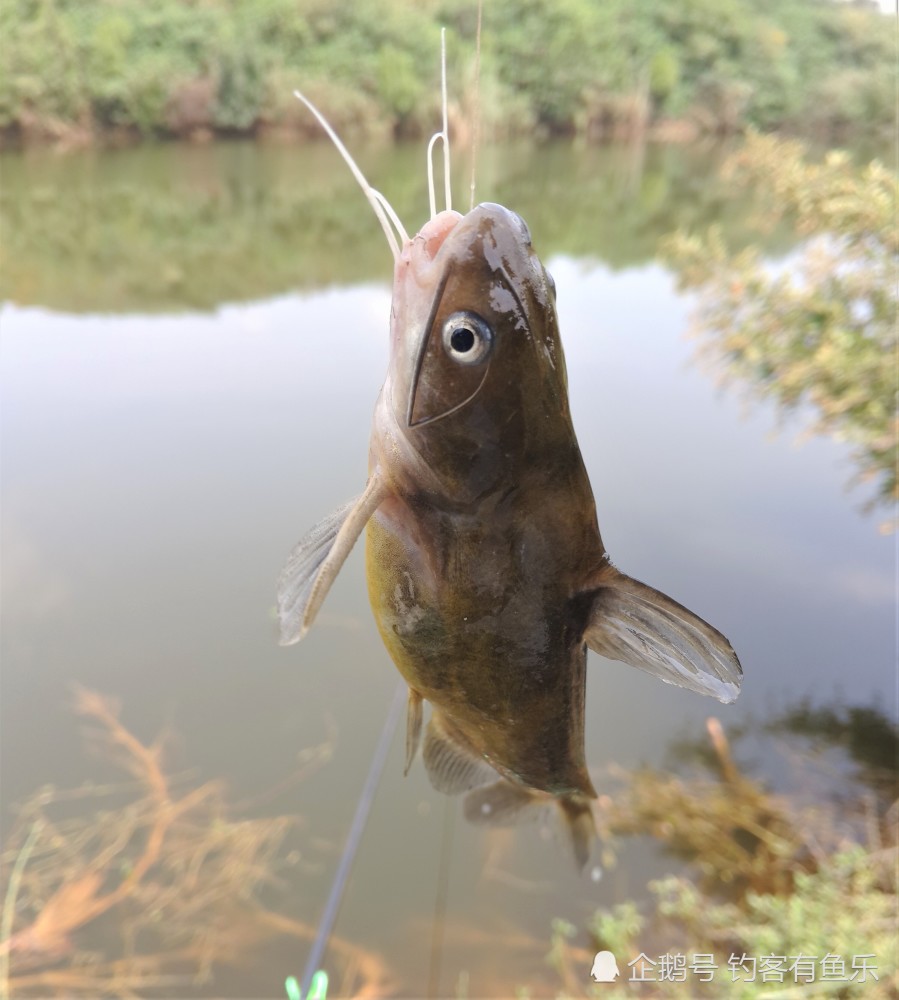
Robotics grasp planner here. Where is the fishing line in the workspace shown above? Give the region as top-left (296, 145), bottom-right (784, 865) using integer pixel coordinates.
top-left (426, 796), bottom-right (457, 999)
top-left (469, 0), bottom-right (483, 211)
top-left (441, 28), bottom-right (452, 213)
top-left (427, 28), bottom-right (452, 218)
top-left (299, 682), bottom-right (405, 999)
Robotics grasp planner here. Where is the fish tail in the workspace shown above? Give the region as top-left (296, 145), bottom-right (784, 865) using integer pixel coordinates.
top-left (557, 793), bottom-right (597, 871)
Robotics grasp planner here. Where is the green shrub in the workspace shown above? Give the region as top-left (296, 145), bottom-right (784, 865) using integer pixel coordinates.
top-left (0, 0), bottom-right (892, 140)
top-left (662, 134), bottom-right (898, 520)
top-left (582, 849), bottom-right (896, 999)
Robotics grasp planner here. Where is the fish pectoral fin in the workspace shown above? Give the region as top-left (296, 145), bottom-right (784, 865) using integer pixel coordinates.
top-left (404, 689), bottom-right (423, 776)
top-left (584, 571), bottom-right (742, 704)
top-left (464, 783), bottom-right (596, 870)
top-left (276, 474), bottom-right (389, 646)
top-left (422, 715), bottom-right (495, 794)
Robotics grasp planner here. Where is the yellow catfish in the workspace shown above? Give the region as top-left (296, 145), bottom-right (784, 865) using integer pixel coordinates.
top-left (278, 97), bottom-right (742, 868)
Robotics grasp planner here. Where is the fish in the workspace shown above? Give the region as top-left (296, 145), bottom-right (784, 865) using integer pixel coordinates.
top-left (277, 93), bottom-right (742, 869)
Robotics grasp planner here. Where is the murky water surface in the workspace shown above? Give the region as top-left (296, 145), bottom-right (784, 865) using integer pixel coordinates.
top-left (1, 140), bottom-right (893, 997)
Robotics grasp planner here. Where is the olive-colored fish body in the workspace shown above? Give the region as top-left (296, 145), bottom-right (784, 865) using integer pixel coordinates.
top-left (365, 467), bottom-right (600, 799)
top-left (278, 203), bottom-right (743, 869)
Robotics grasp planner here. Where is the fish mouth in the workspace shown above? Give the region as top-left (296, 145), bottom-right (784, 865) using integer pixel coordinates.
top-left (412, 203), bottom-right (528, 265)
top-left (415, 209), bottom-right (464, 261)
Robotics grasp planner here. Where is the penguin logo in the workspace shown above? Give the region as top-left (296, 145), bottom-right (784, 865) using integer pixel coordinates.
top-left (590, 951), bottom-right (620, 983)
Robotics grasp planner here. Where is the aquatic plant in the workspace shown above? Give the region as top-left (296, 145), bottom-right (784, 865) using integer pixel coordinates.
top-left (0, 688), bottom-right (391, 998)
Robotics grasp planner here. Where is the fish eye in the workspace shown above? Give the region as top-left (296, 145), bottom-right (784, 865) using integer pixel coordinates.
top-left (441, 311), bottom-right (494, 365)
top-left (545, 269), bottom-right (556, 300)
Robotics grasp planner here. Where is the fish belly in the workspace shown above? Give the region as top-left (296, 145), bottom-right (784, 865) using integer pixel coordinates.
top-left (364, 497), bottom-right (592, 798)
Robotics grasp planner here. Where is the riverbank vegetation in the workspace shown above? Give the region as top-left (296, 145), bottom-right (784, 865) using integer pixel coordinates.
top-left (663, 133), bottom-right (898, 523)
top-left (1, 0), bottom-right (893, 145)
top-left (547, 710), bottom-right (898, 999)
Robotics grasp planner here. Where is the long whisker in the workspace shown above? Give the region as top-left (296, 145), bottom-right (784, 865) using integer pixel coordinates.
top-left (293, 90), bottom-right (409, 259)
top-left (427, 132), bottom-right (444, 220)
top-left (370, 191), bottom-right (408, 249)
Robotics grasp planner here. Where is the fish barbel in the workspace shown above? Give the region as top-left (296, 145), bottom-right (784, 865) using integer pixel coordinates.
top-left (278, 96), bottom-right (742, 868)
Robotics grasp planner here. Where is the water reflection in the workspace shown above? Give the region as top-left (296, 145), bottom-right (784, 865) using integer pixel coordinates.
top-left (0, 140), bottom-right (794, 313)
top-left (765, 701), bottom-right (899, 798)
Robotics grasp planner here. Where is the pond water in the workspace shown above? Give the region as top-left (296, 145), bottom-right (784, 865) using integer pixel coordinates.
top-left (1, 139), bottom-right (894, 997)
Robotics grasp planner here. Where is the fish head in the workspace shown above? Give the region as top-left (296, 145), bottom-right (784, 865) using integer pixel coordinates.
top-left (383, 203), bottom-right (569, 501)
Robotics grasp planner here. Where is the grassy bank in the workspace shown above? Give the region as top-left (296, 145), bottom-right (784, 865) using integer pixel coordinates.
top-left (1, 0), bottom-right (893, 145)
top-left (546, 709), bottom-right (898, 999)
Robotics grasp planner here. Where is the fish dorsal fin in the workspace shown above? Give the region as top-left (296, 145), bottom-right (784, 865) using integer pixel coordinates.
top-left (277, 474), bottom-right (388, 645)
top-left (422, 714), bottom-right (494, 794)
top-left (584, 570), bottom-right (743, 704)
top-left (404, 689), bottom-right (423, 776)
